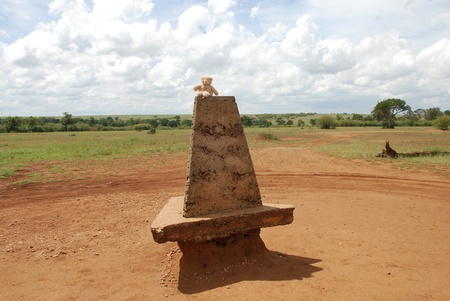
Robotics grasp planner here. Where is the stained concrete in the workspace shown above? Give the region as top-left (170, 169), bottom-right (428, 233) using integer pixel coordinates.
top-left (151, 196), bottom-right (294, 243)
top-left (151, 96), bottom-right (294, 244)
top-left (183, 96), bottom-right (262, 217)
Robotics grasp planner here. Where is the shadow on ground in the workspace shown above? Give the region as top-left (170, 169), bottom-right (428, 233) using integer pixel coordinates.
top-left (177, 230), bottom-right (322, 294)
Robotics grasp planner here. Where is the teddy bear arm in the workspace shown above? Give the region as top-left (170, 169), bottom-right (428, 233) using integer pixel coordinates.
top-left (193, 84), bottom-right (201, 91)
top-left (211, 86), bottom-right (219, 95)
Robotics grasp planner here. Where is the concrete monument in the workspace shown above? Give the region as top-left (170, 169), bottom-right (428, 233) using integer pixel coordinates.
top-left (151, 96), bottom-right (294, 245)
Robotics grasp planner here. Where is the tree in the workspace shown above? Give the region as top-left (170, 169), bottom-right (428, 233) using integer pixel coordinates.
top-left (159, 118), bottom-right (169, 127)
top-left (256, 119), bottom-right (272, 128)
top-left (414, 108), bottom-right (426, 119)
top-left (173, 115), bottom-right (181, 126)
top-left (168, 120), bottom-right (178, 127)
top-left (351, 114), bottom-right (364, 121)
top-left (275, 117), bottom-right (286, 126)
top-left (180, 119), bottom-right (192, 128)
top-left (6, 116), bottom-right (21, 132)
top-left (148, 119), bottom-right (159, 128)
top-left (317, 115), bottom-right (337, 129)
top-left (61, 112), bottom-right (74, 131)
top-left (425, 107), bottom-right (443, 120)
top-left (371, 98), bottom-right (411, 129)
top-left (241, 115), bottom-right (253, 127)
top-left (434, 115), bottom-right (450, 130)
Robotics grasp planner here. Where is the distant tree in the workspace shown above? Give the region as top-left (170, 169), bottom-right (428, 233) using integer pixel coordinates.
top-left (297, 120), bottom-right (305, 127)
top-left (174, 115), bottom-right (181, 126)
top-left (403, 110), bottom-right (419, 123)
top-left (106, 116), bottom-right (115, 126)
top-left (317, 115), bottom-right (337, 129)
top-left (286, 119), bottom-right (294, 126)
top-left (363, 115), bottom-right (374, 121)
top-left (444, 110), bottom-right (450, 116)
top-left (425, 107), bottom-right (443, 120)
top-left (6, 116), bottom-right (21, 132)
top-left (168, 120), bottom-right (178, 127)
top-left (180, 119), bottom-right (192, 128)
top-left (371, 98), bottom-right (410, 128)
top-left (241, 115), bottom-right (253, 127)
top-left (25, 116), bottom-right (38, 132)
top-left (309, 119), bottom-right (317, 126)
top-left (434, 115), bottom-right (450, 130)
top-left (148, 119), bottom-right (159, 128)
top-left (159, 118), bottom-right (169, 127)
top-left (275, 117), bottom-right (286, 126)
top-left (414, 109), bottom-right (426, 119)
top-left (88, 117), bottom-right (96, 126)
top-left (61, 112), bottom-right (74, 131)
top-left (351, 114), bottom-right (364, 121)
top-left (256, 119), bottom-right (272, 128)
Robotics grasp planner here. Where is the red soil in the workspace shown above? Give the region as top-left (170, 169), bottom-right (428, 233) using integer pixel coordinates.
top-left (1, 137), bottom-right (449, 300)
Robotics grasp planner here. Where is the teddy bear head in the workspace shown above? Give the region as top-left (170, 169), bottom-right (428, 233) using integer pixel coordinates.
top-left (201, 76), bottom-right (213, 85)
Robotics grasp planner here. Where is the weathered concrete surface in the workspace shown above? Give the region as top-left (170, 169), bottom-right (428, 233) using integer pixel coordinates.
top-left (151, 96), bottom-right (295, 244)
top-left (151, 196), bottom-right (295, 243)
top-left (184, 96), bottom-right (262, 217)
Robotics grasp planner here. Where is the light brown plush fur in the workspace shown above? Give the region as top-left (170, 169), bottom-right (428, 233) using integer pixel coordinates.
top-left (193, 76), bottom-right (219, 97)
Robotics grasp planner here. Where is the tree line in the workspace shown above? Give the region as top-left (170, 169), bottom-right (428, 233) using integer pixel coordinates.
top-left (242, 101), bottom-right (449, 130)
top-left (1, 99), bottom-right (449, 133)
top-left (0, 113), bottom-right (192, 133)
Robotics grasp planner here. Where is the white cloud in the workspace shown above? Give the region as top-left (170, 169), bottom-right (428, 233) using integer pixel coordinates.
top-left (0, 0), bottom-right (449, 116)
top-left (250, 3), bottom-right (260, 18)
top-left (208, 0), bottom-right (236, 15)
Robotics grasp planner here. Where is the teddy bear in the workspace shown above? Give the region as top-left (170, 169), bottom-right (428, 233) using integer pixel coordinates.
top-left (193, 75), bottom-right (219, 97)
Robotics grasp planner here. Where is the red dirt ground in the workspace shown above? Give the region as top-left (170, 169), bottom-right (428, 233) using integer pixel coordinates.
top-left (1, 135), bottom-right (449, 300)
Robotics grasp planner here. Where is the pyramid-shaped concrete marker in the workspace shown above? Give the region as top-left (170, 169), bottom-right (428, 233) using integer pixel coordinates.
top-left (151, 96), bottom-right (294, 243)
top-left (184, 96), bottom-right (262, 217)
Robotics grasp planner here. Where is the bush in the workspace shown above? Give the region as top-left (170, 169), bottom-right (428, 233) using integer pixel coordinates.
top-left (339, 119), bottom-right (364, 127)
top-left (134, 124), bottom-right (152, 131)
top-left (434, 115), bottom-right (450, 130)
top-left (258, 132), bottom-right (279, 140)
top-left (317, 115), bottom-right (337, 129)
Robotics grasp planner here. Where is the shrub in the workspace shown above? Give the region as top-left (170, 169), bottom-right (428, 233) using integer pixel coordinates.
top-left (258, 132), bottom-right (279, 140)
top-left (134, 124), bottom-right (152, 131)
top-left (317, 115), bottom-right (337, 129)
top-left (434, 115), bottom-right (450, 130)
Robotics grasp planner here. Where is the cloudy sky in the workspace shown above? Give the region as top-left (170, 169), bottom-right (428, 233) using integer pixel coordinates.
top-left (1, 0), bottom-right (449, 116)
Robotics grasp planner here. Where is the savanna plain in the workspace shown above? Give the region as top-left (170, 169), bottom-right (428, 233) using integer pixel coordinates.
top-left (1, 127), bottom-right (449, 300)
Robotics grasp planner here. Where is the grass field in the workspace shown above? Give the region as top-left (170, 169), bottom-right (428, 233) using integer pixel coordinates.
top-left (1, 127), bottom-right (449, 182)
top-left (0, 130), bottom-right (191, 180)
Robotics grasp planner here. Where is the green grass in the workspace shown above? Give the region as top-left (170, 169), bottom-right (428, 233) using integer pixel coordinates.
top-left (1, 126), bottom-right (449, 183)
top-left (246, 127), bottom-right (449, 177)
top-left (313, 127), bottom-right (450, 176)
top-left (314, 127), bottom-right (449, 156)
top-left (0, 130), bottom-right (191, 181)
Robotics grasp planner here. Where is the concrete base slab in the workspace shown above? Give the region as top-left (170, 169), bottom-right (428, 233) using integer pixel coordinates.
top-left (151, 196), bottom-right (294, 243)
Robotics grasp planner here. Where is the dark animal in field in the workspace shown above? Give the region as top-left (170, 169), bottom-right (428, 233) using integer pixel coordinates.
top-left (377, 141), bottom-right (450, 158)
top-left (378, 141), bottom-right (398, 158)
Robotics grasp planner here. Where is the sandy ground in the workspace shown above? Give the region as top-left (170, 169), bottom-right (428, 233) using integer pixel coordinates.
top-left (1, 134), bottom-right (449, 301)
